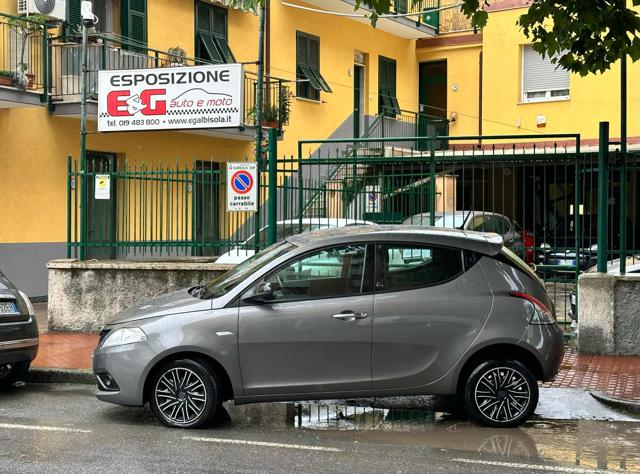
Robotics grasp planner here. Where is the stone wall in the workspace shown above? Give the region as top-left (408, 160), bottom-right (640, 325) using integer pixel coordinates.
top-left (578, 272), bottom-right (640, 355)
top-left (47, 259), bottom-right (234, 332)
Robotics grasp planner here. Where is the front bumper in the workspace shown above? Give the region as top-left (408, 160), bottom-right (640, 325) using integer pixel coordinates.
top-left (93, 340), bottom-right (157, 407)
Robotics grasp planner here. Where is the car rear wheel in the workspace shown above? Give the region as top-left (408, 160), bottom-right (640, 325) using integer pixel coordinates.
top-left (0, 361), bottom-right (30, 389)
top-left (149, 359), bottom-right (222, 429)
top-left (464, 360), bottom-right (538, 428)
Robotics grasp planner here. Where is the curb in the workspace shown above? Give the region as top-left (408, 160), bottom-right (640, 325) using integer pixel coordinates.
top-left (26, 367), bottom-right (95, 385)
top-left (590, 391), bottom-right (640, 415)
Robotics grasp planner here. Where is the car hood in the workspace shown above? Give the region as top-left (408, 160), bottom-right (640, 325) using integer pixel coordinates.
top-left (106, 288), bottom-right (213, 326)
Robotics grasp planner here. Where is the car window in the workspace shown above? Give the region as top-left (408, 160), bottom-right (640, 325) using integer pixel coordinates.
top-left (382, 244), bottom-right (463, 291)
top-left (264, 244), bottom-right (370, 301)
top-left (469, 215), bottom-right (509, 234)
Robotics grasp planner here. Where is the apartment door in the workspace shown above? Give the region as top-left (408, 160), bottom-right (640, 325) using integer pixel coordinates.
top-left (194, 160), bottom-right (221, 256)
top-left (86, 151), bottom-right (117, 260)
top-left (418, 60), bottom-right (447, 150)
top-left (353, 64), bottom-right (365, 138)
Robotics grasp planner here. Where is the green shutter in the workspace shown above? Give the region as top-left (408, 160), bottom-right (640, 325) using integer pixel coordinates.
top-left (198, 3), bottom-right (213, 35)
top-left (196, 3), bottom-right (234, 63)
top-left (122, 0), bottom-right (147, 48)
top-left (212, 6), bottom-right (227, 39)
top-left (296, 33), bottom-right (308, 68)
top-left (379, 57), bottom-right (398, 115)
top-left (66, 0), bottom-right (82, 36)
top-left (308, 36), bottom-right (319, 71)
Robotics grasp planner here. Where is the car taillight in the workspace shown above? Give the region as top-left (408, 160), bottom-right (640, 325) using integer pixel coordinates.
top-left (510, 291), bottom-right (556, 325)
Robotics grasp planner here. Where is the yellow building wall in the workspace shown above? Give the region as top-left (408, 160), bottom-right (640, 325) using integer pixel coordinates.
top-left (269, 0), bottom-right (419, 156)
top-left (417, 42), bottom-right (482, 138)
top-left (0, 107), bottom-right (251, 244)
top-left (0, 1), bottom-right (420, 246)
top-left (481, 7), bottom-right (640, 140)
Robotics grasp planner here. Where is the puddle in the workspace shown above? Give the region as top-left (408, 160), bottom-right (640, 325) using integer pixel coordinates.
top-left (215, 396), bottom-right (640, 472)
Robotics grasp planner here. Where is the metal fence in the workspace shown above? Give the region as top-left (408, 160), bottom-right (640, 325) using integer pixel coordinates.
top-left (0, 12), bottom-right (47, 91)
top-left (67, 130), bottom-right (640, 328)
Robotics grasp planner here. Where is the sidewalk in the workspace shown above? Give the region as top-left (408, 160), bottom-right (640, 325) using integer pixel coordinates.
top-left (31, 331), bottom-right (640, 403)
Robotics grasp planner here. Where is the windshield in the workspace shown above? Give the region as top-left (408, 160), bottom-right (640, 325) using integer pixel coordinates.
top-left (202, 242), bottom-right (294, 299)
top-left (406, 214), bottom-right (466, 228)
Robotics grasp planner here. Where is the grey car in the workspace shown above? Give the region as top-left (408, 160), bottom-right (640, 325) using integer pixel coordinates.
top-left (0, 270), bottom-right (39, 388)
top-left (93, 226), bottom-right (564, 428)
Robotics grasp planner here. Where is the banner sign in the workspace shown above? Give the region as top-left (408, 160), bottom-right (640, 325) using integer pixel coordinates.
top-left (97, 64), bottom-right (244, 132)
top-left (227, 162), bottom-right (258, 212)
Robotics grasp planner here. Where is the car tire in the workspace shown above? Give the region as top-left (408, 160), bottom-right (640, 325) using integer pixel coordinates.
top-left (0, 361), bottom-right (30, 389)
top-left (149, 358), bottom-right (222, 429)
top-left (463, 360), bottom-right (538, 428)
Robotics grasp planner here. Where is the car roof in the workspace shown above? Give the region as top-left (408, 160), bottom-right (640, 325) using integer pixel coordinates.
top-left (286, 224), bottom-right (503, 256)
top-left (409, 211), bottom-right (505, 218)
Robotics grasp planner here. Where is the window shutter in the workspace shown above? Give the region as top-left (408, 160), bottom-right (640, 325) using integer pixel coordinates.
top-left (122, 0), bottom-right (147, 47)
top-left (212, 7), bottom-right (227, 39)
top-left (296, 33), bottom-right (308, 68)
top-left (66, 0), bottom-right (82, 35)
top-left (198, 3), bottom-right (212, 35)
top-left (308, 36), bottom-right (319, 71)
top-left (522, 45), bottom-right (569, 94)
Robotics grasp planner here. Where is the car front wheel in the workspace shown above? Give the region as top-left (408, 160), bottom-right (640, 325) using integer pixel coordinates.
top-left (464, 360), bottom-right (538, 428)
top-left (0, 361), bottom-right (30, 389)
top-left (149, 359), bottom-right (222, 429)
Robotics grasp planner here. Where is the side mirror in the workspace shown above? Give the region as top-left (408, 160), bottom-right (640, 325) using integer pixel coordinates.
top-left (244, 281), bottom-right (280, 304)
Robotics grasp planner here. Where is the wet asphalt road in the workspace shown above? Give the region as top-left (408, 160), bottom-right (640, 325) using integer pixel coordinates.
top-left (0, 383), bottom-right (639, 473)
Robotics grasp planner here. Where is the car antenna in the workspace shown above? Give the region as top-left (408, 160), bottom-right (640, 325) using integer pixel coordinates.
top-left (461, 207), bottom-right (474, 229)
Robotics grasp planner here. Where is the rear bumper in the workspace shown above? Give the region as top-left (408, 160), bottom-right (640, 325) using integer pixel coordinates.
top-left (0, 337), bottom-right (39, 365)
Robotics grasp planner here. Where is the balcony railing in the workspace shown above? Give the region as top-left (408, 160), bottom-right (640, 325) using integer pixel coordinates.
top-left (391, 0), bottom-right (472, 34)
top-left (48, 33), bottom-right (291, 131)
top-left (0, 12), bottom-right (47, 92)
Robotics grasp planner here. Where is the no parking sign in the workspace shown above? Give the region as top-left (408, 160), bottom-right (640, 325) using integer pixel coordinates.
top-left (227, 162), bottom-right (258, 211)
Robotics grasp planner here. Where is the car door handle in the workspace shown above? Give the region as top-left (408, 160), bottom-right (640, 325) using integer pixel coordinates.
top-left (332, 312), bottom-right (367, 321)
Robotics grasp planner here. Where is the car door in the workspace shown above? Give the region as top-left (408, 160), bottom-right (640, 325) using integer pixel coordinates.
top-left (238, 243), bottom-right (375, 396)
top-left (372, 242), bottom-right (492, 390)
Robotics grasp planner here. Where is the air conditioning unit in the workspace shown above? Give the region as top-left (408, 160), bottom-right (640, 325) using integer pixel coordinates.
top-left (17, 0), bottom-right (66, 20)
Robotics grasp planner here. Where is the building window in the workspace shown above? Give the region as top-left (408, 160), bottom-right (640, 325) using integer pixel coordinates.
top-left (522, 45), bottom-right (569, 103)
top-left (196, 2), bottom-right (236, 64)
top-left (296, 31), bottom-right (332, 101)
top-left (378, 56), bottom-right (400, 115)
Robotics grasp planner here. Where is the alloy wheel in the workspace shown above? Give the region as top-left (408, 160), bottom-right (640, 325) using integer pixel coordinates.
top-left (154, 367), bottom-right (207, 425)
top-left (473, 366), bottom-right (531, 423)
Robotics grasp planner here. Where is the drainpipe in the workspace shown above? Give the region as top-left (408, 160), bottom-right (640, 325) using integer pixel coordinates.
top-left (478, 51), bottom-right (483, 147)
top-left (265, 0), bottom-right (271, 78)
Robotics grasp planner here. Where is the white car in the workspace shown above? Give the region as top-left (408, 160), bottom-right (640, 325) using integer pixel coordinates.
top-left (216, 218), bottom-right (373, 265)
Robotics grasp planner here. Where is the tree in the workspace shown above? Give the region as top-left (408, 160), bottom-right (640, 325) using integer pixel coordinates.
top-left (231, 0), bottom-right (640, 76)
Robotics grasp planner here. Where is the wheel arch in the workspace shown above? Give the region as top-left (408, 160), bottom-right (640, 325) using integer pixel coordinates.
top-left (455, 343), bottom-right (545, 396)
top-left (142, 351), bottom-right (234, 403)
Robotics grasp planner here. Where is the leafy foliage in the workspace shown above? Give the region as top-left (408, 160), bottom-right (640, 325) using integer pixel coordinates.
top-left (227, 0), bottom-right (640, 75)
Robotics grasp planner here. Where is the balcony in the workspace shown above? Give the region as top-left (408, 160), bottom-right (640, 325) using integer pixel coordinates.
top-left (0, 12), bottom-right (48, 108)
top-left (298, 0), bottom-right (439, 39)
top-left (48, 34), bottom-right (290, 140)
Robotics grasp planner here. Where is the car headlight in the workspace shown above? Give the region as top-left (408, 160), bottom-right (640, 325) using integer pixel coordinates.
top-left (102, 327), bottom-right (147, 348)
top-left (18, 290), bottom-right (35, 316)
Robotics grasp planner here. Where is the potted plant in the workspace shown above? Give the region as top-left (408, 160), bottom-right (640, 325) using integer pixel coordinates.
top-left (12, 63), bottom-right (32, 89)
top-left (278, 86), bottom-right (294, 126)
top-left (0, 70), bottom-right (13, 87)
top-left (247, 104), bottom-right (279, 128)
top-left (8, 14), bottom-right (46, 90)
top-left (168, 47), bottom-right (186, 67)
